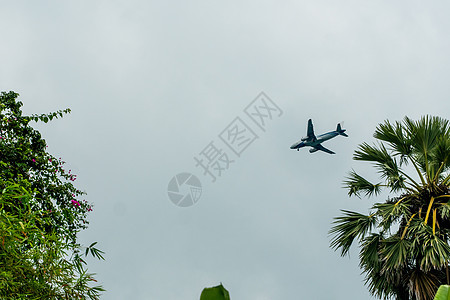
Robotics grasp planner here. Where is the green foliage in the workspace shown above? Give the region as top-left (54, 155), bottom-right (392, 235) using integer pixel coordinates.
top-left (0, 91), bottom-right (90, 243)
top-left (200, 284), bottom-right (230, 300)
top-left (434, 285), bottom-right (450, 300)
top-left (330, 116), bottom-right (450, 300)
top-left (0, 91), bottom-right (104, 298)
top-left (0, 181), bottom-right (104, 298)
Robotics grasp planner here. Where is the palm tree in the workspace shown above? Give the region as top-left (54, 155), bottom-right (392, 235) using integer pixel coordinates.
top-left (330, 116), bottom-right (450, 300)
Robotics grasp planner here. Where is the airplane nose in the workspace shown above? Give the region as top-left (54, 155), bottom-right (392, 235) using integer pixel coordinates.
top-left (291, 141), bottom-right (305, 149)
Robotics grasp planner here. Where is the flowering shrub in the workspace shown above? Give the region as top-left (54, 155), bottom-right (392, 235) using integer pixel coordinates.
top-left (0, 180), bottom-right (104, 298)
top-left (0, 91), bottom-right (104, 298)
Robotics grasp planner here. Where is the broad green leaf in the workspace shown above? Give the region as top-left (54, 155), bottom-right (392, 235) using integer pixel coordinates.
top-left (200, 284), bottom-right (230, 300)
top-left (433, 285), bottom-right (450, 300)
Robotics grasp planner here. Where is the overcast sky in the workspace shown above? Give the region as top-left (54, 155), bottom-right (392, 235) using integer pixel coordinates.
top-left (2, 1), bottom-right (450, 299)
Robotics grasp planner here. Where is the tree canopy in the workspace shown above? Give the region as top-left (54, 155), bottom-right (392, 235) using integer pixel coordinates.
top-left (0, 91), bottom-right (104, 298)
top-left (330, 116), bottom-right (450, 300)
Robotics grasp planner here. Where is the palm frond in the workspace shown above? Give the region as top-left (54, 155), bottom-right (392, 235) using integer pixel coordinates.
top-left (431, 136), bottom-right (450, 183)
top-left (329, 210), bottom-right (376, 256)
top-left (404, 116), bottom-right (445, 153)
top-left (344, 170), bottom-right (382, 197)
top-left (409, 269), bottom-right (440, 300)
top-left (380, 236), bottom-right (411, 272)
top-left (364, 260), bottom-right (409, 300)
top-left (353, 142), bottom-right (389, 163)
top-left (439, 201), bottom-right (450, 220)
top-left (408, 219), bottom-right (450, 271)
top-left (405, 116), bottom-right (450, 184)
top-left (353, 143), bottom-right (412, 192)
top-left (420, 234), bottom-right (450, 271)
top-left (364, 267), bottom-right (398, 300)
top-left (443, 173), bottom-right (450, 186)
top-left (359, 233), bottom-right (383, 272)
top-left (373, 198), bottom-right (410, 232)
top-left (374, 119), bottom-right (412, 162)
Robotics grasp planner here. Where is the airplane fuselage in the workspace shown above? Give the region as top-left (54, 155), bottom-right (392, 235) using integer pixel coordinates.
top-left (290, 131), bottom-right (338, 150)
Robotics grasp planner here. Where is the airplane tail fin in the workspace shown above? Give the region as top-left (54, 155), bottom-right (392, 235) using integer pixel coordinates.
top-left (336, 123), bottom-right (348, 137)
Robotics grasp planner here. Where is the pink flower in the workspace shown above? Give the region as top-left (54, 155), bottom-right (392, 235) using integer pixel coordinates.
top-left (71, 199), bottom-right (81, 207)
top-left (32, 159), bottom-right (36, 162)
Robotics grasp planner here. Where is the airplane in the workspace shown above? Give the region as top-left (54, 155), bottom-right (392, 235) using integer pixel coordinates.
top-left (290, 119), bottom-right (348, 154)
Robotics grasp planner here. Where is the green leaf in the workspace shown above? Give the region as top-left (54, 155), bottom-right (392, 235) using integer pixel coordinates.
top-left (374, 119), bottom-right (412, 159)
top-left (329, 210), bottom-right (375, 256)
top-left (434, 285), bottom-right (450, 300)
top-left (373, 198), bottom-right (409, 230)
top-left (353, 143), bottom-right (408, 192)
top-left (200, 284), bottom-right (230, 300)
top-left (0, 92), bottom-right (104, 298)
top-left (380, 236), bottom-right (411, 271)
top-left (344, 170), bottom-right (381, 197)
top-left (359, 233), bottom-right (383, 271)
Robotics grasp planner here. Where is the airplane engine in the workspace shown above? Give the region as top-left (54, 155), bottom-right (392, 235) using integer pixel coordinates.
top-left (309, 148), bottom-right (319, 153)
top-left (301, 137), bottom-right (308, 141)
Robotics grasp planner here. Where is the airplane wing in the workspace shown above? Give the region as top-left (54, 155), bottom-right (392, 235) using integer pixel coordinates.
top-left (307, 119), bottom-right (316, 141)
top-left (315, 144), bottom-right (335, 154)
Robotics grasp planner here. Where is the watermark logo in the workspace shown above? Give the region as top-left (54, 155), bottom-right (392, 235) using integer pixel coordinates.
top-left (218, 117), bottom-right (258, 157)
top-left (244, 93), bottom-right (283, 131)
top-left (167, 172), bottom-right (202, 207)
top-left (167, 92), bottom-right (282, 207)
